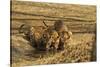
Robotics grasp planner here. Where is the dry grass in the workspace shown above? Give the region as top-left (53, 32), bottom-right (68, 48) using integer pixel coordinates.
top-left (11, 1), bottom-right (96, 33)
top-left (11, 33), bottom-right (96, 67)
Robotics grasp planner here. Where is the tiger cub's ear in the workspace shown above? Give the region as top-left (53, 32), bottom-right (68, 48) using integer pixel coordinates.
top-left (68, 31), bottom-right (73, 36)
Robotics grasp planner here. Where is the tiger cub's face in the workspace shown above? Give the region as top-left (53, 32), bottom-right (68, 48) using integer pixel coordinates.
top-left (43, 30), bottom-right (60, 50)
top-left (60, 31), bottom-right (72, 44)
